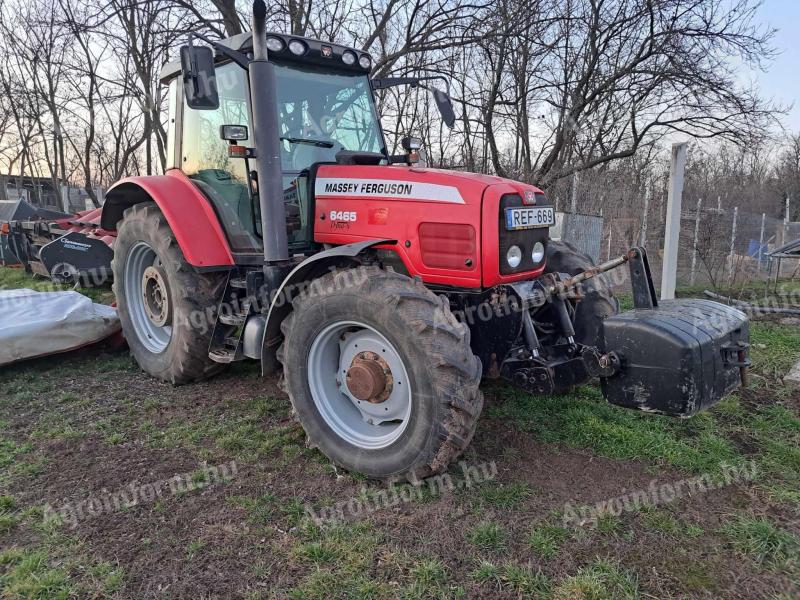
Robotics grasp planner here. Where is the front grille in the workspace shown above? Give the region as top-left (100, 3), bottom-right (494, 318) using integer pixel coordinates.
top-left (498, 193), bottom-right (550, 275)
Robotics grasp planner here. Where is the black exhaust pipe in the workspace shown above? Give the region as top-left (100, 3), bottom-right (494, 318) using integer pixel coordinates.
top-left (250, 0), bottom-right (289, 270)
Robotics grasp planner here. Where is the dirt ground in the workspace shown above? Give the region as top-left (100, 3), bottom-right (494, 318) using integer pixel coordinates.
top-left (1, 268), bottom-right (799, 599)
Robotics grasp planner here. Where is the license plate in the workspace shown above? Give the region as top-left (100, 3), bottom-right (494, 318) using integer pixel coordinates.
top-left (505, 206), bottom-right (555, 230)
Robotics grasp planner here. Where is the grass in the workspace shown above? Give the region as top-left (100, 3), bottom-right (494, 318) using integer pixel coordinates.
top-left (551, 559), bottom-right (639, 600)
top-left (0, 548), bottom-right (74, 599)
top-left (149, 412), bottom-right (304, 462)
top-left (471, 561), bottom-right (550, 598)
top-left (186, 538), bottom-right (206, 559)
top-left (486, 382), bottom-right (740, 475)
top-left (0, 510), bottom-right (125, 599)
top-left (294, 541), bottom-right (341, 564)
top-left (639, 508), bottom-right (703, 539)
top-left (749, 321), bottom-right (800, 379)
top-left (763, 484), bottom-right (800, 511)
top-left (720, 515), bottom-right (800, 569)
top-left (477, 481), bottom-right (532, 508)
top-left (2, 267), bottom-right (800, 597)
top-left (228, 493), bottom-right (277, 525)
top-left (286, 522), bottom-right (390, 599)
top-left (529, 524), bottom-right (570, 559)
top-left (467, 522), bottom-right (507, 552)
top-left (486, 321), bottom-right (800, 484)
top-left (0, 265), bottom-right (113, 304)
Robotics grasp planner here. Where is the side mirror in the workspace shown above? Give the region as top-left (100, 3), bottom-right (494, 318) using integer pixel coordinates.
top-left (180, 44), bottom-right (219, 110)
top-left (432, 89), bottom-right (456, 129)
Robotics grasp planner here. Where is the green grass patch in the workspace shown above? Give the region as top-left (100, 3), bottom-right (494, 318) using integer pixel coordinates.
top-left (529, 524), bottom-right (570, 559)
top-left (0, 548), bottom-right (74, 599)
top-left (467, 522), bottom-right (507, 552)
top-left (0, 437), bottom-right (33, 469)
top-left (186, 538), bottom-right (206, 559)
top-left (639, 508), bottom-right (703, 539)
top-left (0, 266), bottom-right (113, 304)
top-left (720, 515), bottom-right (799, 569)
top-left (551, 559), bottom-right (639, 600)
top-left (402, 558), bottom-right (453, 598)
top-left (763, 484), bottom-right (800, 512)
top-left (228, 493), bottom-right (277, 525)
top-left (148, 412), bottom-right (304, 461)
top-left (477, 481), bottom-right (532, 509)
top-left (487, 320), bottom-right (800, 482)
top-left (287, 522), bottom-right (388, 599)
top-left (596, 513), bottom-right (621, 535)
top-left (749, 322), bottom-right (800, 379)
top-left (487, 383), bottom-right (739, 475)
top-left (287, 570), bottom-right (392, 600)
top-left (293, 541), bottom-right (340, 564)
top-left (471, 560), bottom-right (550, 598)
top-left (0, 528), bottom-right (124, 599)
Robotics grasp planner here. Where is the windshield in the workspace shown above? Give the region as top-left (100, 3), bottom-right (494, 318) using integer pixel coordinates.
top-left (273, 63), bottom-right (384, 171)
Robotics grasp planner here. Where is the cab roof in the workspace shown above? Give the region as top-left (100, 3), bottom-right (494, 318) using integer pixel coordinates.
top-left (159, 32), bottom-right (373, 84)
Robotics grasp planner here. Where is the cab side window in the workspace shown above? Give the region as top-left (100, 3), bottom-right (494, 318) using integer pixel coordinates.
top-left (182, 62), bottom-right (259, 252)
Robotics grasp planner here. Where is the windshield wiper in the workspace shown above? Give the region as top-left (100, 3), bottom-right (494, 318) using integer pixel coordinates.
top-left (280, 136), bottom-right (334, 148)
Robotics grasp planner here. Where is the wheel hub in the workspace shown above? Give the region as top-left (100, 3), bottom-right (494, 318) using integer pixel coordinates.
top-left (141, 265), bottom-right (171, 327)
top-left (307, 322), bottom-right (412, 449)
top-left (346, 351), bottom-right (393, 403)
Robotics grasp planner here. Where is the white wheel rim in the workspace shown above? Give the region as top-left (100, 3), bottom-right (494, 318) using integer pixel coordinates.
top-left (124, 241), bottom-right (172, 354)
top-left (307, 320), bottom-right (412, 450)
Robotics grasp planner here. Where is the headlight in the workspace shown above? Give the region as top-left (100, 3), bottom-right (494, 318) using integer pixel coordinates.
top-left (265, 37), bottom-right (284, 52)
top-left (531, 242), bottom-right (545, 264)
top-left (342, 51), bottom-right (356, 65)
top-left (288, 39), bottom-right (307, 55)
top-left (506, 245), bottom-right (522, 268)
top-left (359, 54), bottom-right (371, 69)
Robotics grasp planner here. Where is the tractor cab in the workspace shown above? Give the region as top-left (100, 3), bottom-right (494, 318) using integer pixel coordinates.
top-left (161, 33), bottom-right (389, 259)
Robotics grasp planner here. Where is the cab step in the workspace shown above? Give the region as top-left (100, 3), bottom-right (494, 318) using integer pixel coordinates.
top-left (218, 312), bottom-right (247, 327)
top-left (209, 348), bottom-right (238, 363)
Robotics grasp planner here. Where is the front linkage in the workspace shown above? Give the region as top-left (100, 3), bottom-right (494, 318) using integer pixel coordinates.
top-left (495, 247), bottom-right (750, 417)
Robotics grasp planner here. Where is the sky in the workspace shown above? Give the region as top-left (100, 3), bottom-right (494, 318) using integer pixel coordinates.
top-left (754, 0), bottom-right (800, 132)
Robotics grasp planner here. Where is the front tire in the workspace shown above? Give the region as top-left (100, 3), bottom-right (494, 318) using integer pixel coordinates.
top-left (112, 202), bottom-right (226, 384)
top-left (278, 267), bottom-right (483, 481)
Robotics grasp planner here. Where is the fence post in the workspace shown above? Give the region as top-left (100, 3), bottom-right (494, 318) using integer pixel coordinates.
top-left (784, 195), bottom-right (791, 246)
top-left (570, 172), bottom-right (579, 214)
top-left (758, 212), bottom-right (766, 271)
top-left (690, 198), bottom-right (702, 286)
top-left (728, 206), bottom-right (738, 283)
top-left (640, 183), bottom-right (650, 247)
top-left (661, 142), bottom-right (687, 300)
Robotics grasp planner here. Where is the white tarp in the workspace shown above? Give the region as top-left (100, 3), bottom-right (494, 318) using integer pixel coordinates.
top-left (0, 289), bottom-right (120, 366)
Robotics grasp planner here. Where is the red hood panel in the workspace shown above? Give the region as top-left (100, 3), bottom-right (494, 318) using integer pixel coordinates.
top-left (314, 164), bottom-right (543, 206)
top-left (313, 164), bottom-right (547, 288)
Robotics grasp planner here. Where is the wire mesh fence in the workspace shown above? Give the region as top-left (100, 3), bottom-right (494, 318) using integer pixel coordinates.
top-left (558, 199), bottom-right (800, 291)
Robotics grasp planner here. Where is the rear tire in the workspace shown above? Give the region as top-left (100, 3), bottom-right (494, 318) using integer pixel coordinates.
top-left (545, 240), bottom-right (619, 349)
top-left (278, 266), bottom-right (484, 481)
top-left (112, 202), bottom-right (226, 384)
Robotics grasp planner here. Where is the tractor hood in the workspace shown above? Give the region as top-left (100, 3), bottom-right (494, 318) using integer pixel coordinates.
top-left (313, 164), bottom-right (545, 206)
top-left (313, 163), bottom-right (551, 289)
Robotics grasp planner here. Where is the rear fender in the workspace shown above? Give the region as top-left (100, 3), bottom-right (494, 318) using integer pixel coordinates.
top-left (260, 239), bottom-right (393, 375)
top-left (101, 170), bottom-right (234, 268)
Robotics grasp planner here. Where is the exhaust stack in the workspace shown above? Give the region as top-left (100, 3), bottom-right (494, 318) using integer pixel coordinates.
top-left (249, 0), bottom-right (289, 266)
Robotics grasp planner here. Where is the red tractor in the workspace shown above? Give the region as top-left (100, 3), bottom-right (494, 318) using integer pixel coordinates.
top-left (101, 1), bottom-right (749, 481)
